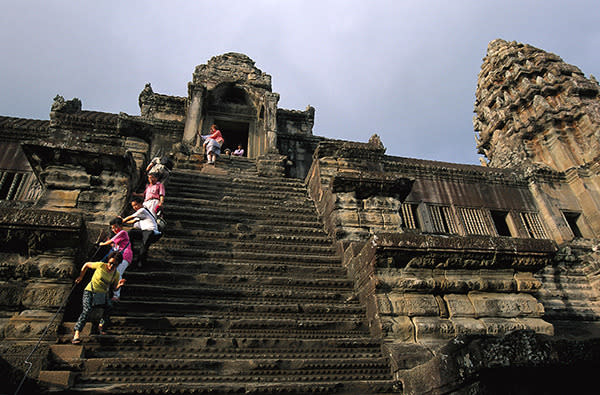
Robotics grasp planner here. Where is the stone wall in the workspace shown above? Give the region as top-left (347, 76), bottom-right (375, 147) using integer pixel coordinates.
top-left (306, 136), bottom-right (600, 392)
top-left (0, 96), bottom-right (164, 390)
top-left (138, 83), bottom-right (187, 122)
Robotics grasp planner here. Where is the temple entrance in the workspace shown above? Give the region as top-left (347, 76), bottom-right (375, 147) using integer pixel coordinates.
top-left (214, 119), bottom-right (249, 156)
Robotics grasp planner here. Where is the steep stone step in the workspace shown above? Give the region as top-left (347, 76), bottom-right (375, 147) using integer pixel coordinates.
top-left (122, 269), bottom-right (352, 287)
top-left (165, 217), bottom-right (327, 233)
top-left (130, 259), bottom-right (347, 277)
top-left (144, 253), bottom-right (343, 269)
top-left (152, 247), bottom-right (340, 264)
top-left (164, 201), bottom-right (319, 220)
top-left (165, 226), bottom-right (333, 244)
top-left (83, 338), bottom-right (385, 359)
top-left (169, 174), bottom-right (308, 192)
top-left (159, 234), bottom-right (335, 249)
top-left (61, 317), bottom-right (371, 339)
top-left (63, 379), bottom-right (398, 394)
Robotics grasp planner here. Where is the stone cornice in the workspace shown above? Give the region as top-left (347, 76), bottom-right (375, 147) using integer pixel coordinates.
top-left (331, 173), bottom-right (413, 200)
top-left (369, 232), bottom-right (557, 270)
top-left (0, 207), bottom-right (83, 255)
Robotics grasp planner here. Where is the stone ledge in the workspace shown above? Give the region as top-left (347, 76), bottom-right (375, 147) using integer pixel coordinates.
top-left (0, 208), bottom-right (82, 230)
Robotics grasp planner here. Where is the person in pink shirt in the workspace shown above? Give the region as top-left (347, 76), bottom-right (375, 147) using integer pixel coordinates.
top-left (134, 173), bottom-right (165, 214)
top-left (202, 124), bottom-right (224, 166)
top-left (97, 217), bottom-right (133, 301)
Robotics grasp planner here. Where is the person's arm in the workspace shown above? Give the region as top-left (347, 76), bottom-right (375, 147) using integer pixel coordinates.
top-left (121, 212), bottom-right (139, 225)
top-left (113, 277), bottom-right (126, 291)
top-left (75, 262), bottom-right (95, 284)
top-left (98, 239), bottom-right (114, 247)
top-left (158, 183), bottom-right (165, 207)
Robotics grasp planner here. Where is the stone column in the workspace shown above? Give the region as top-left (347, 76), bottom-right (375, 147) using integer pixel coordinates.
top-left (264, 92), bottom-right (280, 153)
top-left (182, 84), bottom-right (205, 145)
top-left (565, 169), bottom-right (600, 236)
top-left (528, 179), bottom-right (573, 243)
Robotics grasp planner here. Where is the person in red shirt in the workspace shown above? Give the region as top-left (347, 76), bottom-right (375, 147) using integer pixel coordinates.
top-left (133, 173), bottom-right (165, 214)
top-left (202, 124), bottom-right (224, 166)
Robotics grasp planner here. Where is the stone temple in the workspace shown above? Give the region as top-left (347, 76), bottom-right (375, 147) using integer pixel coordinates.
top-left (1, 39), bottom-right (600, 394)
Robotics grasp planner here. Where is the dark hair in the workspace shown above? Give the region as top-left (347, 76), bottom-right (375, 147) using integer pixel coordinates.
top-left (131, 197), bottom-right (143, 204)
top-left (107, 251), bottom-right (123, 265)
top-left (109, 217), bottom-right (123, 226)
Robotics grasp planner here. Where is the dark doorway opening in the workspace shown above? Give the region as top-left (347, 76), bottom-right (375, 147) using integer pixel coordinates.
top-left (491, 210), bottom-right (512, 237)
top-left (215, 119), bottom-right (249, 156)
top-left (562, 211), bottom-right (583, 238)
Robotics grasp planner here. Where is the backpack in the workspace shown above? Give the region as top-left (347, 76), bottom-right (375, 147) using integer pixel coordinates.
top-left (160, 155), bottom-right (174, 170)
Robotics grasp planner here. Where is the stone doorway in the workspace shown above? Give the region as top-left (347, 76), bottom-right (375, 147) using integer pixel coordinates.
top-left (215, 119), bottom-right (249, 156)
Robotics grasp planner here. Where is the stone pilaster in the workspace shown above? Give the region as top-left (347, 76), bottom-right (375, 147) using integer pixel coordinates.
top-left (182, 84), bottom-right (205, 146)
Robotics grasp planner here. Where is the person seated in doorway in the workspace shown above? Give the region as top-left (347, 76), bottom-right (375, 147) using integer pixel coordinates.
top-left (96, 217), bottom-right (133, 301)
top-left (133, 173), bottom-right (165, 215)
top-left (201, 124), bottom-right (224, 166)
top-left (121, 197), bottom-right (161, 268)
top-left (72, 251), bottom-right (126, 344)
top-left (233, 144), bottom-right (245, 156)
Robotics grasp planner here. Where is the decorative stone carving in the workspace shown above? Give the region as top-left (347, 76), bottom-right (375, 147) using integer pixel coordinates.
top-left (50, 95), bottom-right (81, 115)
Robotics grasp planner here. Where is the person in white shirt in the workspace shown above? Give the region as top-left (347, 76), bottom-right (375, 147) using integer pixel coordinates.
top-left (121, 197), bottom-right (162, 267)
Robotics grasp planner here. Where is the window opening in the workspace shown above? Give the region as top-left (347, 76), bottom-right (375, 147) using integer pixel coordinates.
top-left (0, 172), bottom-right (16, 199)
top-left (490, 210), bottom-right (512, 236)
top-left (457, 207), bottom-right (494, 235)
top-left (562, 211), bottom-right (582, 238)
top-left (400, 203), bottom-right (420, 229)
top-left (429, 205), bottom-right (460, 234)
top-left (520, 212), bottom-right (549, 239)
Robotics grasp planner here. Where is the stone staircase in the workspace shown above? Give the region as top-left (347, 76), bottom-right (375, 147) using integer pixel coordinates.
top-left (48, 157), bottom-right (399, 394)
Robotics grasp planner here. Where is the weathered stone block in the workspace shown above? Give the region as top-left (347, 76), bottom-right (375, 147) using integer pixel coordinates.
top-left (0, 282), bottom-right (24, 307)
top-left (442, 270), bottom-right (479, 293)
top-left (479, 317), bottom-right (525, 335)
top-left (42, 190), bottom-right (80, 209)
top-left (413, 316), bottom-right (455, 342)
top-left (375, 294), bottom-right (392, 315)
top-left (381, 212), bottom-right (402, 228)
top-left (444, 294), bottom-right (476, 318)
top-left (3, 310), bottom-right (59, 340)
top-left (381, 316), bottom-right (414, 341)
top-left (21, 282), bottom-right (71, 309)
top-left (468, 292), bottom-right (543, 318)
top-left (451, 317), bottom-right (487, 335)
top-left (42, 166), bottom-right (90, 190)
top-left (388, 293), bottom-right (439, 316)
top-left (38, 370), bottom-right (75, 389)
top-left (362, 196), bottom-right (401, 210)
top-left (517, 317), bottom-right (554, 335)
top-left (358, 210), bottom-right (383, 226)
top-left (334, 192), bottom-right (359, 208)
top-left (514, 271), bottom-right (542, 292)
top-left (378, 268), bottom-right (436, 292)
top-left (332, 209), bottom-right (360, 226)
top-left (479, 269), bottom-right (516, 292)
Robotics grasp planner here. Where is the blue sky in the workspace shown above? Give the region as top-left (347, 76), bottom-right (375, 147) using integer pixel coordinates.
top-left (1, 0), bottom-right (598, 165)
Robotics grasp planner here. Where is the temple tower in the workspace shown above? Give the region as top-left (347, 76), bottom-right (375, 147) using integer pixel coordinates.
top-left (182, 53), bottom-right (279, 157)
top-left (474, 39), bottom-right (600, 240)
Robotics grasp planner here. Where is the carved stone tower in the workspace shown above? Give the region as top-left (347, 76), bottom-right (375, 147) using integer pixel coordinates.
top-left (474, 39), bottom-right (600, 239)
top-left (182, 53), bottom-right (280, 157)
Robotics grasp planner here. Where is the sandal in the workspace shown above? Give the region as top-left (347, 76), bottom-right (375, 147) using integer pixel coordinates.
top-left (71, 337), bottom-right (81, 344)
top-left (98, 324), bottom-right (107, 335)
